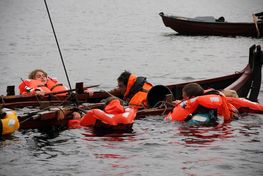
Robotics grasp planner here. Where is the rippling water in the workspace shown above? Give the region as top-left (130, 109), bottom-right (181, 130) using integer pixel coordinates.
top-left (1, 0), bottom-right (263, 175)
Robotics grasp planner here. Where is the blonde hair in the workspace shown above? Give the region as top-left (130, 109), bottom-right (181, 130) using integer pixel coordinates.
top-left (222, 90), bottom-right (239, 98)
top-left (28, 69), bottom-right (48, 79)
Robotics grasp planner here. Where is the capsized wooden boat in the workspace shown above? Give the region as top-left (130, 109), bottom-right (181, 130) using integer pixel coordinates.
top-left (1, 44), bottom-right (261, 109)
top-left (159, 12), bottom-right (263, 37)
top-left (16, 44), bottom-right (263, 129)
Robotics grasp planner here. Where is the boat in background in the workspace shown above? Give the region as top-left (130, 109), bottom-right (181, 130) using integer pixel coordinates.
top-left (159, 12), bottom-right (263, 37)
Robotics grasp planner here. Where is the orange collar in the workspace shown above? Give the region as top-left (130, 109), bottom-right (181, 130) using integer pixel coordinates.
top-left (124, 74), bottom-right (137, 97)
top-left (104, 99), bottom-right (125, 114)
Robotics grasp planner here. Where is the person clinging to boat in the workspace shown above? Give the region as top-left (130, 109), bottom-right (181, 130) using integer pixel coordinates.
top-left (222, 89), bottom-right (263, 114)
top-left (165, 83), bottom-right (263, 125)
top-left (67, 97), bottom-right (137, 130)
top-left (114, 70), bottom-right (153, 108)
top-left (18, 69), bottom-right (93, 96)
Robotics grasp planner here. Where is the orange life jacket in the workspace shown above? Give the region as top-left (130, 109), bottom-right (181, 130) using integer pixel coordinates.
top-left (165, 94), bottom-right (233, 122)
top-left (18, 77), bottom-right (67, 95)
top-left (45, 77), bottom-right (67, 96)
top-left (68, 99), bottom-right (137, 128)
top-left (67, 119), bottom-right (82, 129)
top-left (19, 79), bottom-right (50, 95)
top-left (226, 97), bottom-right (263, 113)
top-left (124, 74), bottom-right (153, 108)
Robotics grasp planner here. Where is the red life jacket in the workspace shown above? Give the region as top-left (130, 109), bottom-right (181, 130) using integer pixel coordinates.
top-left (68, 99), bottom-right (137, 128)
top-left (226, 97), bottom-right (263, 113)
top-left (165, 94), bottom-right (232, 122)
top-left (124, 74), bottom-right (153, 108)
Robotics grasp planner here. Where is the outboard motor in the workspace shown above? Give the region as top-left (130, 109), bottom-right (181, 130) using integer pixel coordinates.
top-left (147, 85), bottom-right (174, 108)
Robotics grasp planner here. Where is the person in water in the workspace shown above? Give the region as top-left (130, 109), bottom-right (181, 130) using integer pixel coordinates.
top-left (19, 69), bottom-right (93, 96)
top-left (170, 83), bottom-right (204, 106)
top-left (67, 97), bottom-right (137, 129)
top-left (166, 83), bottom-right (263, 123)
top-left (222, 89), bottom-right (263, 113)
top-left (18, 69), bottom-right (66, 95)
top-left (165, 83), bottom-right (234, 122)
top-left (114, 70), bottom-right (153, 108)
top-left (182, 83), bottom-right (204, 99)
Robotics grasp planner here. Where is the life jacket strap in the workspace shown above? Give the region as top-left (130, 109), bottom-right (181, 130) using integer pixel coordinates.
top-left (141, 88), bottom-right (149, 93)
top-left (50, 83), bottom-right (63, 91)
top-left (126, 77), bottom-right (147, 100)
top-left (204, 90), bottom-right (221, 95)
top-left (37, 84), bottom-right (46, 87)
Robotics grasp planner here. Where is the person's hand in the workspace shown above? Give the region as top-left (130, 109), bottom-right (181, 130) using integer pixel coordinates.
top-left (72, 112), bottom-right (81, 120)
top-left (84, 88), bottom-right (94, 96)
top-left (35, 90), bottom-right (46, 96)
top-left (57, 109), bottom-right (65, 120)
top-left (172, 100), bottom-right (181, 106)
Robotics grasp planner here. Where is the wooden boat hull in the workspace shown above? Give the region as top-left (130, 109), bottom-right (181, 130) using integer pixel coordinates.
top-left (15, 45), bottom-right (263, 129)
top-left (1, 44), bottom-right (261, 108)
top-left (159, 12), bottom-right (263, 37)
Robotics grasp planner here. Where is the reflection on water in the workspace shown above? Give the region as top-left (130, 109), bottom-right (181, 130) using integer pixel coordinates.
top-left (176, 125), bottom-right (234, 146)
top-left (1, 114), bottom-right (263, 175)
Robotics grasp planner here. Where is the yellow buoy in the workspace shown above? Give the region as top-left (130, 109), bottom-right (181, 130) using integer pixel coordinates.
top-left (1, 108), bottom-right (20, 135)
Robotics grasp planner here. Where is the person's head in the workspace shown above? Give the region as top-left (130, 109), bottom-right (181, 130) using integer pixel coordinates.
top-left (29, 69), bottom-right (48, 84)
top-left (117, 70), bottom-right (131, 95)
top-left (182, 83), bottom-right (204, 99)
top-left (222, 90), bottom-right (239, 98)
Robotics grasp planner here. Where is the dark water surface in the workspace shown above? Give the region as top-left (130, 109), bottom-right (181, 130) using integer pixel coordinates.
top-left (1, 0), bottom-right (263, 175)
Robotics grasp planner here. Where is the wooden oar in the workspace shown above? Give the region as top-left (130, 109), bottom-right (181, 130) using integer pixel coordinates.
top-left (18, 103), bottom-right (105, 123)
top-left (44, 84), bottom-right (100, 96)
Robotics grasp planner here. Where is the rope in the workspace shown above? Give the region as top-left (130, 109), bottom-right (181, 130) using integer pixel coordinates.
top-left (19, 93), bottom-right (76, 125)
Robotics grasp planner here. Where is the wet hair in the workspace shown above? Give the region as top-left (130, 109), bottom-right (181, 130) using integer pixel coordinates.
top-left (117, 70), bottom-right (131, 86)
top-left (28, 69), bottom-right (48, 79)
top-left (222, 90), bottom-right (239, 98)
top-left (182, 83), bottom-right (204, 98)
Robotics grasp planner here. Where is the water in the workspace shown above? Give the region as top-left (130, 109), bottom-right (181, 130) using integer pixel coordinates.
top-left (0, 0), bottom-right (263, 175)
